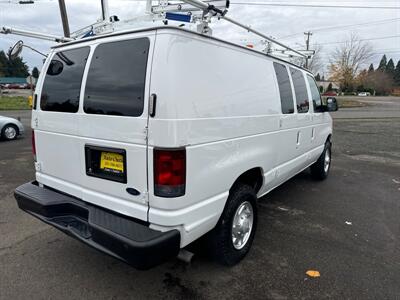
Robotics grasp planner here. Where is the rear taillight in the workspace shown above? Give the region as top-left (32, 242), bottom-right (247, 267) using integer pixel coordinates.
top-left (154, 148), bottom-right (186, 197)
top-left (32, 130), bottom-right (36, 161)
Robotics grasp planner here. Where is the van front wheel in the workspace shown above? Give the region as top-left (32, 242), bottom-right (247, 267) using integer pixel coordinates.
top-left (211, 184), bottom-right (257, 266)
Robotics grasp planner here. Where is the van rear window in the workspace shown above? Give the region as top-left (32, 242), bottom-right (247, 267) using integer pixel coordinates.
top-left (273, 62), bottom-right (294, 114)
top-left (41, 47), bottom-right (89, 113)
top-left (83, 38), bottom-right (150, 117)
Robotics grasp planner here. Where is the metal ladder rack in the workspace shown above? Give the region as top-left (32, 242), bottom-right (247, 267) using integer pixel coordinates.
top-left (0, 0), bottom-right (311, 64)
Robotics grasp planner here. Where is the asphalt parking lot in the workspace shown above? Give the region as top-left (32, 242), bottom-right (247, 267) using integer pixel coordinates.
top-left (1, 97), bottom-right (399, 299)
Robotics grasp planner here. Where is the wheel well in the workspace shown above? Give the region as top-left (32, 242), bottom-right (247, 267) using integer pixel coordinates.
top-left (327, 134), bottom-right (332, 144)
top-left (231, 168), bottom-right (263, 194)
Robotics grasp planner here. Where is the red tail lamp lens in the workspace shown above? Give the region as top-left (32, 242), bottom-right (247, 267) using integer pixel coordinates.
top-left (154, 148), bottom-right (186, 197)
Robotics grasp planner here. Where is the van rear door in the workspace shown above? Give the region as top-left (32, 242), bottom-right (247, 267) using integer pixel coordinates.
top-left (34, 35), bottom-right (154, 220)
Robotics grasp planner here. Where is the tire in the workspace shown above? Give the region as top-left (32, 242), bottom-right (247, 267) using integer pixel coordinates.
top-left (310, 141), bottom-right (332, 180)
top-left (1, 124), bottom-right (19, 141)
top-left (210, 184), bottom-right (258, 266)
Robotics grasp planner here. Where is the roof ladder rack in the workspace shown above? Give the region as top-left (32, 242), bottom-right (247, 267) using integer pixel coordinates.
top-left (0, 0), bottom-right (310, 65)
top-left (179, 0), bottom-right (306, 58)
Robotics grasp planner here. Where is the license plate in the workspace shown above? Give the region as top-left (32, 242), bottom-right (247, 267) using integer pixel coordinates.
top-left (85, 145), bottom-right (127, 183)
top-left (100, 152), bottom-right (124, 174)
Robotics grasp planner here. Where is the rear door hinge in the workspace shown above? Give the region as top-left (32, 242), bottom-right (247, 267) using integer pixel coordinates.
top-left (33, 117), bottom-right (39, 128)
top-left (143, 126), bottom-right (148, 140)
top-left (142, 191), bottom-right (149, 204)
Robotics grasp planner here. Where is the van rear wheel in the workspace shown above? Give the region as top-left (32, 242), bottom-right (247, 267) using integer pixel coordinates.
top-left (310, 141), bottom-right (332, 180)
top-left (210, 183), bottom-right (257, 266)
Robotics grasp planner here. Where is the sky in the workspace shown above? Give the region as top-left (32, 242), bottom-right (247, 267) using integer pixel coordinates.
top-left (0, 0), bottom-right (399, 77)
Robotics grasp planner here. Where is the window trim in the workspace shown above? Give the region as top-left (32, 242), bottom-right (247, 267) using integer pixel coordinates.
top-left (289, 67), bottom-right (310, 114)
top-left (306, 74), bottom-right (324, 113)
top-left (39, 46), bottom-right (90, 113)
top-left (273, 62), bottom-right (296, 115)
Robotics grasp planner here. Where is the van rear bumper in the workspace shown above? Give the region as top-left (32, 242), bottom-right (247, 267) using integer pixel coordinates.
top-left (14, 181), bottom-right (180, 270)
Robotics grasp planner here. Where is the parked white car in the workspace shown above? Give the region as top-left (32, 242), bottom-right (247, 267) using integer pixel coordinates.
top-left (14, 26), bottom-right (337, 269)
top-left (0, 116), bottom-right (24, 140)
top-left (358, 92), bottom-right (370, 97)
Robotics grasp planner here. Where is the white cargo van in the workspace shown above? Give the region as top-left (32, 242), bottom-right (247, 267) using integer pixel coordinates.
top-left (15, 26), bottom-right (338, 269)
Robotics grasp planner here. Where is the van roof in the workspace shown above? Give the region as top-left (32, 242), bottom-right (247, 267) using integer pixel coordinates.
top-left (52, 26), bottom-right (312, 75)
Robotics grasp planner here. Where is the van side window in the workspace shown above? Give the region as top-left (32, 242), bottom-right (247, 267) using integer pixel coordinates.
top-left (306, 75), bottom-right (323, 112)
top-left (290, 68), bottom-right (309, 113)
top-left (41, 47), bottom-right (90, 113)
top-left (273, 62), bottom-right (294, 114)
top-left (84, 38), bottom-right (150, 117)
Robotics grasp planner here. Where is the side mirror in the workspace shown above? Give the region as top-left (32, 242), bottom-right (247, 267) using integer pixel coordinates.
top-left (8, 40), bottom-right (24, 60)
top-left (325, 97), bottom-right (339, 112)
top-left (47, 60), bottom-right (64, 76)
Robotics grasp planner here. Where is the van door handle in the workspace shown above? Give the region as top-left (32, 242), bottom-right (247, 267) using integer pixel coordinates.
top-left (126, 187), bottom-right (140, 196)
top-left (149, 94), bottom-right (157, 117)
top-left (296, 131), bottom-right (301, 146)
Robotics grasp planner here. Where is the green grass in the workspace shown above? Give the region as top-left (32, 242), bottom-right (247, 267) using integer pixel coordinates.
top-left (336, 98), bottom-right (368, 108)
top-left (337, 99), bottom-right (364, 108)
top-left (0, 96), bottom-right (31, 110)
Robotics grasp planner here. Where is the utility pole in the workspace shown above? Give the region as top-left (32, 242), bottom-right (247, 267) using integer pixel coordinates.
top-left (304, 31), bottom-right (313, 69)
top-left (58, 0), bottom-right (70, 38)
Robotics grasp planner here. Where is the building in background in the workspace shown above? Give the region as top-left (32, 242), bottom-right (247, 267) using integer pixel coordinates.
top-left (317, 80), bottom-right (340, 92)
top-left (0, 77), bottom-right (28, 89)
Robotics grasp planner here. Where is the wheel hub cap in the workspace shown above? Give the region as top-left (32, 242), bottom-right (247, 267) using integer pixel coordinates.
top-left (324, 148), bottom-right (331, 173)
top-left (4, 127), bottom-right (17, 139)
top-left (232, 201), bottom-right (254, 250)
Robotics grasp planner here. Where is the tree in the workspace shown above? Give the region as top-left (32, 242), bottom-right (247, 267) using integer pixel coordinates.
top-left (8, 56), bottom-right (29, 77)
top-left (290, 45), bottom-right (323, 75)
top-left (315, 73), bottom-right (321, 81)
top-left (328, 33), bottom-right (374, 92)
top-left (386, 59), bottom-right (395, 78)
top-left (365, 71), bottom-right (394, 95)
top-left (0, 50), bottom-right (29, 77)
top-left (368, 63), bottom-right (374, 73)
top-left (377, 55), bottom-right (387, 72)
top-left (32, 67), bottom-right (40, 79)
top-left (394, 60), bottom-right (400, 86)
top-left (356, 69), bottom-right (369, 88)
top-left (307, 45), bottom-right (324, 75)
top-left (319, 86), bottom-right (323, 93)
